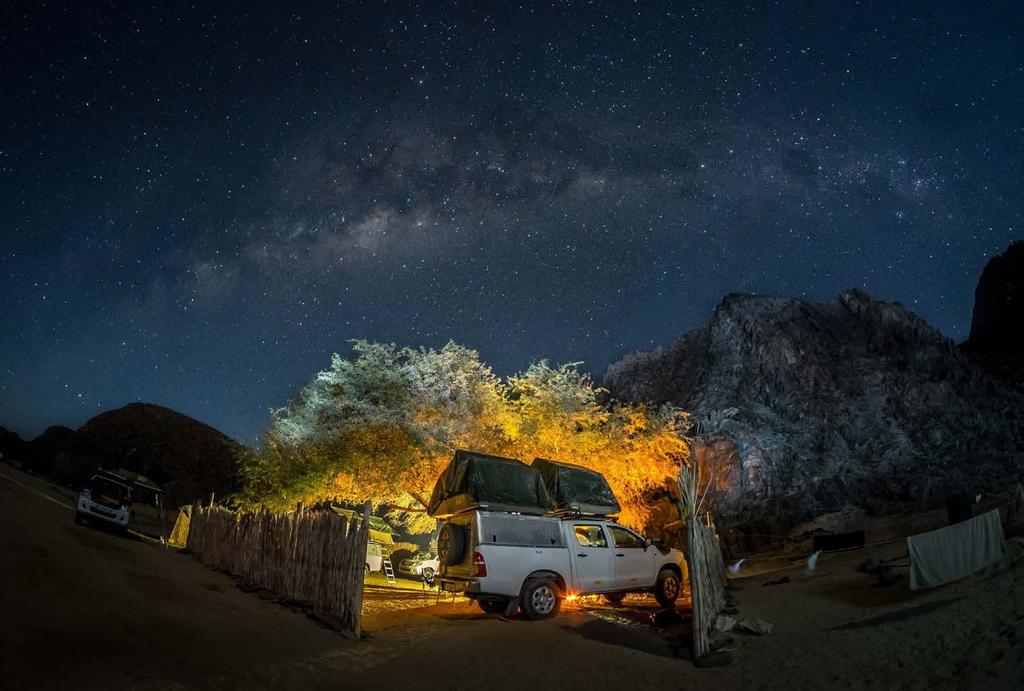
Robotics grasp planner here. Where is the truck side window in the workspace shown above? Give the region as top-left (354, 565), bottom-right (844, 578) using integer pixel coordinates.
top-left (573, 525), bottom-right (608, 547)
top-left (609, 526), bottom-right (645, 549)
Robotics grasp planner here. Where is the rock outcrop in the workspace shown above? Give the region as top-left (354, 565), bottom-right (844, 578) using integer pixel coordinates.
top-left (964, 241), bottom-right (1024, 385)
top-left (606, 290), bottom-right (1024, 553)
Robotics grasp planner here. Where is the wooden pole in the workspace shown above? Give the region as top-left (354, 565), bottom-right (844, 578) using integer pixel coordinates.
top-left (351, 501), bottom-right (371, 639)
top-left (686, 515), bottom-right (706, 659)
top-left (678, 456), bottom-right (726, 662)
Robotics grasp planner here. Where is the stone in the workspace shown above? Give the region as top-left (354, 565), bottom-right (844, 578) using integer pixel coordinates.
top-left (737, 617), bottom-right (773, 635)
top-left (713, 614), bottom-right (736, 632)
top-left (710, 633), bottom-right (739, 652)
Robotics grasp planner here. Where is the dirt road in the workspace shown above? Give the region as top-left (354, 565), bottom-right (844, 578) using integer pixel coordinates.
top-left (2, 465), bottom-right (1023, 690)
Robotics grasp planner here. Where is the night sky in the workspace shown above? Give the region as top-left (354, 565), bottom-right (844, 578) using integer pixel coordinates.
top-left (2, 2), bottom-right (1021, 443)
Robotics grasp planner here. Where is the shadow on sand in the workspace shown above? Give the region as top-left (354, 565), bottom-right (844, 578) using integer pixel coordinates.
top-left (828, 597), bottom-right (966, 630)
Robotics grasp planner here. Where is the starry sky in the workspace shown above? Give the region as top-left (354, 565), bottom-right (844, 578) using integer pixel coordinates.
top-left (2, 1), bottom-right (1022, 444)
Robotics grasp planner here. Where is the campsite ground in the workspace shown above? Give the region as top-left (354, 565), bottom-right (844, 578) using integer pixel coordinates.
top-left (2, 464), bottom-right (1023, 690)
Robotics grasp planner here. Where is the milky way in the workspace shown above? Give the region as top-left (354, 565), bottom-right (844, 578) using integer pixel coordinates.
top-left (2, 2), bottom-right (1021, 441)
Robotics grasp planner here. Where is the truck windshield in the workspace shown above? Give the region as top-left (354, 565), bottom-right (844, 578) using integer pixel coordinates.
top-left (89, 478), bottom-right (131, 504)
top-left (573, 525), bottom-right (607, 547)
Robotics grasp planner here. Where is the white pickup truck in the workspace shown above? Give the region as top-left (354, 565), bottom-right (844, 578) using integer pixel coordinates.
top-left (437, 510), bottom-right (686, 619)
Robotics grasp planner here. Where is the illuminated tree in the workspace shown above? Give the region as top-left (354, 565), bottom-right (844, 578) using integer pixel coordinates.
top-left (241, 341), bottom-right (689, 532)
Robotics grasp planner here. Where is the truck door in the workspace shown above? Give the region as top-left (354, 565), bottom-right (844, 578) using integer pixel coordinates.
top-left (569, 523), bottom-right (614, 592)
top-left (607, 525), bottom-right (653, 589)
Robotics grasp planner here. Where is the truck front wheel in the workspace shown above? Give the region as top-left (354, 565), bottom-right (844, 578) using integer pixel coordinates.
top-left (520, 578), bottom-right (561, 620)
top-left (654, 568), bottom-right (681, 608)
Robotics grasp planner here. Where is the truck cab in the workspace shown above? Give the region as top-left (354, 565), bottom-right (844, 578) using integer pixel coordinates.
top-left (437, 510), bottom-right (685, 619)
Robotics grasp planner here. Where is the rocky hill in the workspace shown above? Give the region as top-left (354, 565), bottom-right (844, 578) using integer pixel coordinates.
top-left (606, 289), bottom-right (1024, 553)
top-left (3, 403), bottom-right (246, 506)
top-left (964, 241), bottom-right (1024, 385)
top-left (0, 425), bottom-right (30, 462)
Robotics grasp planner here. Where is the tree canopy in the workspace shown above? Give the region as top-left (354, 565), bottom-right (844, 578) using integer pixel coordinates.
top-left (240, 340), bottom-right (689, 532)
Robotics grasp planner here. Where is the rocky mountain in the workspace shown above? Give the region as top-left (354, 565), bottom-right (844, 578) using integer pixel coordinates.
top-left (606, 289), bottom-right (1024, 553)
top-left (964, 241), bottom-right (1024, 385)
top-left (3, 403), bottom-right (246, 506)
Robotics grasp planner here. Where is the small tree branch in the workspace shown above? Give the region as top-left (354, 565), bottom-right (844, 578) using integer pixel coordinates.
top-left (392, 504), bottom-right (428, 514)
top-left (408, 490), bottom-right (430, 509)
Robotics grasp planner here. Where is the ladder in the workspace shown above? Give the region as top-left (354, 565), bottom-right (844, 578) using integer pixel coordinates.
top-left (381, 549), bottom-right (396, 585)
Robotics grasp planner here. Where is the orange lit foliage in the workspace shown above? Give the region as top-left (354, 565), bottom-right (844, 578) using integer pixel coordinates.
top-left (494, 362), bottom-right (688, 530)
top-left (241, 342), bottom-right (688, 532)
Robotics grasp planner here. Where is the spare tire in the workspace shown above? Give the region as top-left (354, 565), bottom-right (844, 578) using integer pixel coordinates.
top-left (438, 523), bottom-right (467, 566)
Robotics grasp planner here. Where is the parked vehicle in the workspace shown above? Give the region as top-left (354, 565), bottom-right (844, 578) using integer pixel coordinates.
top-left (366, 541), bottom-right (384, 574)
top-left (398, 553), bottom-right (440, 581)
top-left (75, 473), bottom-right (133, 531)
top-left (436, 510), bottom-right (685, 619)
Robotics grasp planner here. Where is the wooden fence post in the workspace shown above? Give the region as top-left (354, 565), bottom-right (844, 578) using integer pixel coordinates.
top-left (678, 465), bottom-right (726, 662)
top-left (351, 501), bottom-right (371, 639)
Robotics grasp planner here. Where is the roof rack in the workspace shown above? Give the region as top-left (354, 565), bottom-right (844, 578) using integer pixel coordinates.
top-left (550, 507), bottom-right (619, 521)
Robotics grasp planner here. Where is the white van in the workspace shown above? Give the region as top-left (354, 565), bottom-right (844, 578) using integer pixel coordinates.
top-left (75, 474), bottom-right (133, 531)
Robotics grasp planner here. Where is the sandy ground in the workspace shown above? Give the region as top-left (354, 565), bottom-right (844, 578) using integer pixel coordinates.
top-left (2, 464), bottom-right (1023, 690)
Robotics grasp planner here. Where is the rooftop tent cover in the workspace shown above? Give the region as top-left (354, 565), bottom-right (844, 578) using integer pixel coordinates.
top-left (531, 458), bottom-right (621, 516)
top-left (427, 450), bottom-right (552, 517)
top-left (330, 506), bottom-right (396, 544)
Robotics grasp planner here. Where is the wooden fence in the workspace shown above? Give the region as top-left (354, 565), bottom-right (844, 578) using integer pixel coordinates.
top-left (687, 516), bottom-right (727, 658)
top-left (187, 504), bottom-right (369, 638)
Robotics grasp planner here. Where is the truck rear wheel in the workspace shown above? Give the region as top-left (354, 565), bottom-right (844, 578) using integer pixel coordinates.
top-left (654, 568), bottom-right (681, 608)
top-left (520, 578), bottom-right (561, 620)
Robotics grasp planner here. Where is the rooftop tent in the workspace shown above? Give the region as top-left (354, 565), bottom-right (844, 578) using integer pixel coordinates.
top-left (427, 450), bottom-right (552, 518)
top-left (330, 506), bottom-right (396, 545)
top-left (531, 457), bottom-right (621, 516)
